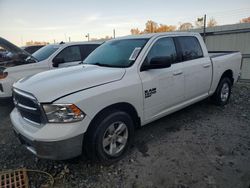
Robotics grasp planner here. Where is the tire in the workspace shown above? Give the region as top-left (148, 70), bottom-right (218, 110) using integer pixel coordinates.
top-left (211, 77), bottom-right (232, 106)
top-left (84, 110), bottom-right (134, 164)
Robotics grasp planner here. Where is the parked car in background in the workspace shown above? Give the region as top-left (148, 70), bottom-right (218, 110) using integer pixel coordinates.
top-left (0, 40), bottom-right (102, 99)
top-left (0, 37), bottom-right (32, 65)
top-left (0, 48), bottom-right (9, 62)
top-left (10, 32), bottom-right (241, 163)
top-left (21, 45), bottom-right (45, 54)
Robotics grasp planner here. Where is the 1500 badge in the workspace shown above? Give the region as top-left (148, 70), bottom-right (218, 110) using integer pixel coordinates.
top-left (145, 88), bottom-right (157, 98)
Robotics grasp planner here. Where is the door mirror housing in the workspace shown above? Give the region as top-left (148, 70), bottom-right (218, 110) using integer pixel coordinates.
top-left (52, 57), bottom-right (65, 67)
top-left (141, 57), bottom-right (172, 71)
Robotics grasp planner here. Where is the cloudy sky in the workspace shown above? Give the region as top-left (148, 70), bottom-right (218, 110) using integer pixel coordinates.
top-left (0, 0), bottom-right (249, 46)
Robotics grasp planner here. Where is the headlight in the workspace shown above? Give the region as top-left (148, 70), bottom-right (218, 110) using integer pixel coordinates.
top-left (42, 104), bottom-right (85, 123)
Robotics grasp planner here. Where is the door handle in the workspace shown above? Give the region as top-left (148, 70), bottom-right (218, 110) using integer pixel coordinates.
top-left (173, 71), bottom-right (183, 76)
top-left (203, 64), bottom-right (211, 68)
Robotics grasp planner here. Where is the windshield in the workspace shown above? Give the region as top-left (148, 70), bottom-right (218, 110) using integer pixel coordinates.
top-left (84, 39), bottom-right (148, 68)
top-left (32, 45), bottom-right (59, 61)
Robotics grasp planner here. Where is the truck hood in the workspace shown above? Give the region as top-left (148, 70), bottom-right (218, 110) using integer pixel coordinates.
top-left (13, 64), bottom-right (126, 102)
top-left (0, 37), bottom-right (36, 69)
top-left (0, 37), bottom-right (29, 55)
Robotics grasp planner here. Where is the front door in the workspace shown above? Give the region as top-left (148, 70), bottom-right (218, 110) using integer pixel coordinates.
top-left (139, 37), bottom-right (185, 121)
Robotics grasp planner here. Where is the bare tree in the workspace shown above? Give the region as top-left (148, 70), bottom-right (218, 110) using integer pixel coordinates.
top-left (130, 20), bottom-right (177, 34)
top-left (144, 20), bottom-right (158, 33)
top-left (130, 28), bottom-right (141, 35)
top-left (240, 16), bottom-right (250, 23)
top-left (207, 18), bottom-right (217, 27)
top-left (156, 24), bottom-right (176, 32)
top-left (179, 22), bottom-right (193, 31)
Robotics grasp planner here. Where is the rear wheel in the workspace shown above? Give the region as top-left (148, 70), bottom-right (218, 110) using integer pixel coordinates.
top-left (84, 110), bottom-right (134, 164)
top-left (211, 77), bottom-right (232, 106)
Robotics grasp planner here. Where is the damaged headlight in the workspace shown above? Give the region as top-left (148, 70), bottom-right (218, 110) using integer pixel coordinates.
top-left (42, 104), bottom-right (85, 123)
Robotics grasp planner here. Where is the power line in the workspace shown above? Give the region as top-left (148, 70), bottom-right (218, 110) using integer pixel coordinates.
top-left (207, 7), bottom-right (250, 15)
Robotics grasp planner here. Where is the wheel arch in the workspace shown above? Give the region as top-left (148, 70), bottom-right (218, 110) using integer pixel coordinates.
top-left (86, 102), bottom-right (141, 134)
top-left (220, 69), bottom-right (234, 85)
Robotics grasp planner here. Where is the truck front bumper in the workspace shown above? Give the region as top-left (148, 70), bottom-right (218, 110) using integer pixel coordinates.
top-left (13, 127), bottom-right (84, 160)
top-left (10, 108), bottom-right (91, 160)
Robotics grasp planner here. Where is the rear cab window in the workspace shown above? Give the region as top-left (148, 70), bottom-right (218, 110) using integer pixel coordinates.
top-left (176, 36), bottom-right (203, 61)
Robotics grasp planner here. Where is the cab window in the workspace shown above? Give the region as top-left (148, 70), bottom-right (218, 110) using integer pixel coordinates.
top-left (177, 36), bottom-right (203, 61)
top-left (145, 37), bottom-right (177, 65)
top-left (55, 46), bottom-right (81, 63)
top-left (80, 44), bottom-right (100, 60)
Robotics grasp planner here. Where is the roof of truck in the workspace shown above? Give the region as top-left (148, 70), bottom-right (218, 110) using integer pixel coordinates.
top-left (58, 41), bottom-right (103, 45)
top-left (43, 41), bottom-right (103, 48)
top-left (115, 32), bottom-right (200, 40)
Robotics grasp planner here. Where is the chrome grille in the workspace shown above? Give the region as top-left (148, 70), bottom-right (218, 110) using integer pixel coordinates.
top-left (13, 89), bottom-right (42, 125)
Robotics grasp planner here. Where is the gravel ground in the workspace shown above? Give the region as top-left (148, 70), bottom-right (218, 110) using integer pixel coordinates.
top-left (0, 83), bottom-right (250, 188)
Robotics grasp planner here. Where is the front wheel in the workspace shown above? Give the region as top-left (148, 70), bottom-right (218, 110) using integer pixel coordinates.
top-left (211, 77), bottom-right (232, 106)
top-left (84, 110), bottom-right (134, 164)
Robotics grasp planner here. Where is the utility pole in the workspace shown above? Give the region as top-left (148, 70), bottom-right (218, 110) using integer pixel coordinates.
top-left (113, 29), bottom-right (116, 39)
top-left (203, 14), bottom-right (206, 43)
top-left (85, 33), bottom-right (90, 41)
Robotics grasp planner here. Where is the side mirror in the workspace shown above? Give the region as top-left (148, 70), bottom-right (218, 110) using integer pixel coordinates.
top-left (141, 57), bottom-right (172, 71)
top-left (52, 57), bottom-right (65, 67)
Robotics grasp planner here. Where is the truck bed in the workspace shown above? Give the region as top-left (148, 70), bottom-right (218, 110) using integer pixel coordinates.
top-left (208, 51), bottom-right (242, 95)
top-left (208, 51), bottom-right (240, 58)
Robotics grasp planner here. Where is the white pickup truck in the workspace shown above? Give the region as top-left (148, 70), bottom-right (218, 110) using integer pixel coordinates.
top-left (0, 38), bottom-right (101, 99)
top-left (10, 32), bottom-right (241, 163)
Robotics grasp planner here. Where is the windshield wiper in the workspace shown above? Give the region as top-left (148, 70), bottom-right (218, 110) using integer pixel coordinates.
top-left (25, 55), bottom-right (38, 63)
top-left (94, 62), bottom-right (114, 67)
top-left (83, 62), bottom-right (125, 68)
top-left (84, 62), bottom-right (115, 67)
top-left (29, 55), bottom-right (38, 62)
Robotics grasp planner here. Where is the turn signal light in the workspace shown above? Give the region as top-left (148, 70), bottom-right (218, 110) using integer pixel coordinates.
top-left (69, 104), bottom-right (83, 116)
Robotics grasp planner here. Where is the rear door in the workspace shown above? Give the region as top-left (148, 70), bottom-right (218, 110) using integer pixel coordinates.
top-left (176, 36), bottom-right (212, 100)
top-left (139, 37), bottom-right (184, 121)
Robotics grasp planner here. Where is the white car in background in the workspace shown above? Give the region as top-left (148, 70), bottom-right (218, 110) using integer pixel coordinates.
top-left (0, 40), bottom-right (102, 99)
